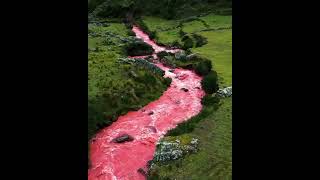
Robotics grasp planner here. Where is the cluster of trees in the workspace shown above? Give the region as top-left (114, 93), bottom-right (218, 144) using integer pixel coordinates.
top-left (89, 0), bottom-right (232, 19)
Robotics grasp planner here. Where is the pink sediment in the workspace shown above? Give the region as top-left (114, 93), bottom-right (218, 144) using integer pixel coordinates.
top-left (88, 25), bottom-right (205, 180)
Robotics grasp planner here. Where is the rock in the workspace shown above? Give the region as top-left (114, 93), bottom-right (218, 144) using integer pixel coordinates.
top-left (137, 168), bottom-right (147, 177)
top-left (111, 134), bottom-right (134, 143)
top-left (186, 53), bottom-right (201, 61)
top-left (216, 86), bottom-right (232, 97)
top-left (129, 71), bottom-right (138, 78)
top-left (153, 137), bottom-right (199, 162)
top-left (195, 87), bottom-right (201, 89)
top-left (174, 50), bottom-right (186, 61)
top-left (145, 126), bottom-right (157, 133)
top-left (181, 88), bottom-right (189, 92)
top-left (148, 111), bottom-right (154, 115)
top-left (177, 74), bottom-right (188, 80)
top-left (168, 69), bottom-right (175, 73)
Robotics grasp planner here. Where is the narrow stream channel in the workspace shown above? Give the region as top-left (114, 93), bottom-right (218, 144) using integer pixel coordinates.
top-left (88, 25), bottom-right (205, 180)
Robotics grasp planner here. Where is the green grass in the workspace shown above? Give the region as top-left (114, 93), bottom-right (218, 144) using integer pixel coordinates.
top-left (191, 30), bottom-right (232, 87)
top-left (199, 14), bottom-right (232, 29)
top-left (155, 29), bottom-right (182, 45)
top-left (149, 98), bottom-right (232, 180)
top-left (141, 15), bottom-right (232, 179)
top-left (182, 20), bottom-right (207, 33)
top-left (141, 16), bottom-right (180, 32)
top-left (88, 22), bottom-right (168, 139)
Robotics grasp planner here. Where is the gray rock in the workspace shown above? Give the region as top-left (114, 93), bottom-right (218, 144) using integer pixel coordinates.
top-left (153, 138), bottom-right (199, 162)
top-left (216, 86), bottom-right (232, 97)
top-left (174, 50), bottom-right (186, 60)
top-left (111, 134), bottom-right (134, 143)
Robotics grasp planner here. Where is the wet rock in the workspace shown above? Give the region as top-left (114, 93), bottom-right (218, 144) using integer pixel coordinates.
top-left (145, 126), bottom-right (157, 133)
top-left (177, 74), bottom-right (188, 80)
top-left (195, 87), bottom-right (201, 89)
top-left (111, 134), bottom-right (134, 143)
top-left (181, 88), bottom-right (189, 92)
top-left (137, 168), bottom-right (147, 177)
top-left (148, 111), bottom-right (154, 115)
top-left (168, 69), bottom-right (175, 73)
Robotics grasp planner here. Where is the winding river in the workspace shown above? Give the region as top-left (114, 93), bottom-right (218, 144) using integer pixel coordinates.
top-left (88, 25), bottom-right (205, 180)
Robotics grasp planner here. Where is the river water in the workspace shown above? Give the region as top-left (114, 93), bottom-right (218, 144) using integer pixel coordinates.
top-left (88, 25), bottom-right (205, 180)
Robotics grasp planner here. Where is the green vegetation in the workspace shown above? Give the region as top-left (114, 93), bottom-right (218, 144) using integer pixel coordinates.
top-left (88, 1), bottom-right (232, 178)
top-left (140, 14), bottom-right (232, 179)
top-left (88, 22), bottom-right (169, 139)
top-left (149, 97), bottom-right (232, 180)
top-left (89, 0), bottom-right (232, 19)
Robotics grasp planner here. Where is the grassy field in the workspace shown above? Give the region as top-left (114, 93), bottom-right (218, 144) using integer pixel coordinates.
top-left (192, 30), bottom-right (232, 87)
top-left (150, 98), bottom-right (232, 180)
top-left (141, 14), bottom-right (232, 179)
top-left (88, 22), bottom-right (168, 139)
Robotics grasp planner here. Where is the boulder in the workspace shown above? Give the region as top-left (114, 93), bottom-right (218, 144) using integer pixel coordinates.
top-left (181, 88), bottom-right (189, 92)
top-left (111, 134), bottom-right (134, 143)
top-left (216, 86), bottom-right (232, 98)
top-left (168, 69), bottom-right (175, 73)
top-left (148, 111), bottom-right (154, 115)
top-left (153, 137), bottom-right (199, 162)
top-left (145, 126), bottom-right (157, 133)
top-left (137, 168), bottom-right (147, 177)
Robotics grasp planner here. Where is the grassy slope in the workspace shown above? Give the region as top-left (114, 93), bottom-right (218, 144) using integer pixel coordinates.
top-left (150, 98), bottom-right (232, 180)
top-left (142, 14), bottom-right (232, 179)
top-left (88, 22), bottom-right (168, 139)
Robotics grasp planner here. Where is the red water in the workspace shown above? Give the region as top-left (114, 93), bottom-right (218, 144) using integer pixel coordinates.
top-left (88, 25), bottom-right (205, 180)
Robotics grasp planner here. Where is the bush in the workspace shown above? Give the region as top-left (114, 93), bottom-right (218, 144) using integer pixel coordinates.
top-left (201, 71), bottom-right (219, 94)
top-left (192, 34), bottom-right (208, 47)
top-left (164, 77), bottom-right (172, 86)
top-left (182, 38), bottom-right (194, 49)
top-left (127, 30), bottom-right (136, 36)
top-left (156, 51), bottom-right (170, 59)
top-left (195, 59), bottom-right (212, 76)
top-left (124, 40), bottom-right (154, 56)
top-left (201, 94), bottom-right (220, 106)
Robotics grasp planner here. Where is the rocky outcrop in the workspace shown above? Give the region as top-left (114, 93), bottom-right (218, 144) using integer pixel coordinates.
top-left (153, 137), bottom-right (199, 162)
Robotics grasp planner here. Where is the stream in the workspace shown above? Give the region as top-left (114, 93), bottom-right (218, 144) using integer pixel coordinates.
top-left (88, 25), bottom-right (205, 180)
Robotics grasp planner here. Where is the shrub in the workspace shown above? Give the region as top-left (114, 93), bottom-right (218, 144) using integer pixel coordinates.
top-left (182, 38), bottom-right (194, 49)
top-left (164, 77), bottom-right (172, 86)
top-left (195, 59), bottom-right (212, 76)
top-left (124, 40), bottom-right (154, 56)
top-left (156, 51), bottom-right (170, 59)
top-left (201, 94), bottom-right (220, 106)
top-left (201, 71), bottom-right (219, 94)
top-left (192, 33), bottom-right (208, 47)
top-left (127, 30), bottom-right (136, 36)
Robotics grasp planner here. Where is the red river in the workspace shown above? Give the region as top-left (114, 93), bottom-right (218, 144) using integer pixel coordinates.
top-left (88, 25), bottom-right (205, 180)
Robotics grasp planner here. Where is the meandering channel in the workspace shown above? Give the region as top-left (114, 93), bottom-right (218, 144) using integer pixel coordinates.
top-left (88, 25), bottom-right (205, 180)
